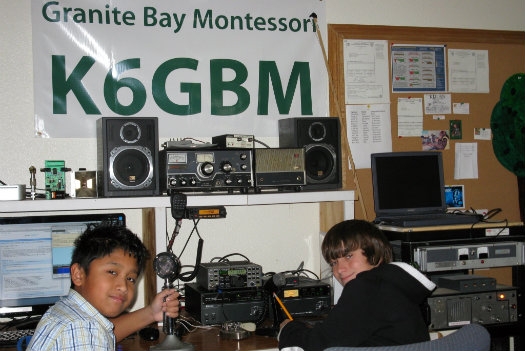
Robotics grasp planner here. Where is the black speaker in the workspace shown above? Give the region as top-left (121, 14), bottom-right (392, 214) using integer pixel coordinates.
top-left (278, 117), bottom-right (342, 190)
top-left (97, 117), bottom-right (160, 197)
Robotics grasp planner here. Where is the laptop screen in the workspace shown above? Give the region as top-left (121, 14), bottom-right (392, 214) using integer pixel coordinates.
top-left (371, 151), bottom-right (446, 219)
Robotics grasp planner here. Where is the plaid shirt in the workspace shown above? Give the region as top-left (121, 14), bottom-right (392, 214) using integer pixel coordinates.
top-left (27, 289), bottom-right (115, 351)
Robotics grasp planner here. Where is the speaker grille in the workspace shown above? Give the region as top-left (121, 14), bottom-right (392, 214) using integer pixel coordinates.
top-left (97, 117), bottom-right (160, 197)
top-left (305, 144), bottom-right (337, 183)
top-left (278, 117), bottom-right (342, 190)
top-left (255, 148), bottom-right (305, 172)
top-left (109, 146), bottom-right (154, 189)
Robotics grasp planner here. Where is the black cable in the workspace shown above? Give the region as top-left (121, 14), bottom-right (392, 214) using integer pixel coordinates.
top-left (217, 253), bottom-right (251, 262)
top-left (178, 238), bottom-right (204, 282)
top-left (253, 138), bottom-right (271, 148)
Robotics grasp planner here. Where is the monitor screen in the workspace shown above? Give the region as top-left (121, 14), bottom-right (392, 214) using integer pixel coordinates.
top-left (0, 213), bottom-right (125, 317)
top-left (371, 151), bottom-right (446, 218)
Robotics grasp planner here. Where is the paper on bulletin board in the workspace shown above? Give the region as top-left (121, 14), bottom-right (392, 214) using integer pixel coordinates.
top-left (448, 49), bottom-right (489, 93)
top-left (343, 39), bottom-right (390, 104)
top-left (391, 44), bottom-right (447, 92)
top-left (397, 97), bottom-right (423, 137)
top-left (346, 104), bottom-right (392, 169)
top-left (474, 128), bottom-right (491, 140)
top-left (424, 94), bottom-right (451, 114)
top-left (454, 143), bottom-right (479, 179)
top-left (453, 102), bottom-right (470, 114)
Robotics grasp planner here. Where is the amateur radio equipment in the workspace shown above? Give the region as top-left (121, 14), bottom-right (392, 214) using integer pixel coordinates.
top-left (438, 275), bottom-right (497, 293)
top-left (184, 206), bottom-right (227, 219)
top-left (184, 283), bottom-right (265, 325)
top-left (160, 148), bottom-right (253, 193)
top-left (412, 241), bottom-right (524, 272)
top-left (40, 160), bottom-right (70, 199)
top-left (253, 148), bottom-right (306, 191)
top-left (197, 261), bottom-right (263, 290)
top-left (427, 286), bottom-right (518, 330)
top-left (269, 276), bottom-right (332, 318)
top-left (212, 134), bottom-right (255, 149)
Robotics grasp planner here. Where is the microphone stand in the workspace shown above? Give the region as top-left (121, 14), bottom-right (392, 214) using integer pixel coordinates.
top-left (150, 279), bottom-right (194, 351)
top-left (151, 252), bottom-right (194, 351)
top-left (152, 191), bottom-right (194, 350)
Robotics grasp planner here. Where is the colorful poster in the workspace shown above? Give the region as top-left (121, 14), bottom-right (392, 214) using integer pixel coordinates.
top-left (391, 44), bottom-right (446, 92)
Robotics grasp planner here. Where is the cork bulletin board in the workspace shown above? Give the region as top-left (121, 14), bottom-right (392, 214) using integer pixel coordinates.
top-left (325, 24), bottom-right (525, 222)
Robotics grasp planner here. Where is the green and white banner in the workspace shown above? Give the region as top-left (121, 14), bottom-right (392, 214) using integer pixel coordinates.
top-left (31, 0), bottom-right (327, 138)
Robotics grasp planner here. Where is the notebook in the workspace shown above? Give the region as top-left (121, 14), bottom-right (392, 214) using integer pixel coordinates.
top-left (370, 151), bottom-right (482, 227)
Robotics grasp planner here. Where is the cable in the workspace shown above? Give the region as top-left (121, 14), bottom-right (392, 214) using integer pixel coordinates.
top-left (253, 138), bottom-right (271, 148)
top-left (216, 253), bottom-right (251, 263)
top-left (310, 13), bottom-right (368, 220)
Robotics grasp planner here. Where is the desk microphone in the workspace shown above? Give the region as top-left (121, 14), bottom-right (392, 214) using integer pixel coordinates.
top-left (151, 253), bottom-right (193, 351)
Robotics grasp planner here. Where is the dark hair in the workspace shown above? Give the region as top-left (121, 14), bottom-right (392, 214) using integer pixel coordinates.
top-left (70, 223), bottom-right (149, 284)
top-left (322, 219), bottom-right (393, 266)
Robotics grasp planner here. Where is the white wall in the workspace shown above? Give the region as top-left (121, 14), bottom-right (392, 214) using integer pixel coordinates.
top-left (1, 1), bottom-right (524, 310)
top-left (327, 0), bottom-right (525, 31)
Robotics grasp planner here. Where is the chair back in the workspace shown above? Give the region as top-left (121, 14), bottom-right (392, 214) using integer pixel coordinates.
top-left (324, 323), bottom-right (490, 351)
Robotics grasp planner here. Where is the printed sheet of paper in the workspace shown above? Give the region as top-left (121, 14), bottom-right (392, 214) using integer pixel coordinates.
top-left (346, 104), bottom-right (392, 169)
top-left (448, 49), bottom-right (489, 93)
top-left (397, 97), bottom-right (423, 137)
top-left (454, 142), bottom-right (479, 179)
top-left (343, 39), bottom-right (390, 104)
top-left (424, 94), bottom-right (451, 115)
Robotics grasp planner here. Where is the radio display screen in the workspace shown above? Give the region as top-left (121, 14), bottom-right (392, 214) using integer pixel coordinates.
top-left (219, 268), bottom-right (247, 276)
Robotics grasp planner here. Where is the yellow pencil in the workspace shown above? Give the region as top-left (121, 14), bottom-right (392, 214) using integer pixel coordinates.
top-left (273, 292), bottom-right (293, 320)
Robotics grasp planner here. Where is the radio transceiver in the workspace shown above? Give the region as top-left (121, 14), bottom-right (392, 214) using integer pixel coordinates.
top-left (184, 283), bottom-right (265, 325)
top-left (184, 206), bottom-right (227, 219)
top-left (197, 261), bottom-right (263, 290)
top-left (427, 285), bottom-right (518, 330)
top-left (159, 149), bottom-right (253, 193)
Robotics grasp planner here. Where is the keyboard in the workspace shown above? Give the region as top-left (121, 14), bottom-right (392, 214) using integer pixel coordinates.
top-left (0, 329), bottom-right (34, 348)
top-left (378, 213), bottom-right (482, 227)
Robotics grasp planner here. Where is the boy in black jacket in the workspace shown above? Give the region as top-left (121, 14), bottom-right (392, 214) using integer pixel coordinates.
top-left (278, 220), bottom-right (436, 351)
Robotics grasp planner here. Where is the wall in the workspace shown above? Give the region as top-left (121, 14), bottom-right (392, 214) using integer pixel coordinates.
top-left (1, 1), bottom-right (524, 310)
top-left (328, 25), bottom-right (525, 222)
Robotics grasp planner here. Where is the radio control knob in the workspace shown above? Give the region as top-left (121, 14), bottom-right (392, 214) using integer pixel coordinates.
top-left (189, 178), bottom-right (197, 186)
top-left (169, 178), bottom-right (177, 186)
top-left (240, 153), bottom-right (247, 160)
top-left (221, 162), bottom-right (233, 173)
top-left (225, 178), bottom-right (233, 185)
top-left (180, 178), bottom-right (187, 186)
top-left (201, 162), bottom-right (214, 176)
top-left (240, 164), bottom-right (248, 170)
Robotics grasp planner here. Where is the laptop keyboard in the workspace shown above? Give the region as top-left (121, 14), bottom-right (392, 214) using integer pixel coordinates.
top-left (0, 329), bottom-right (34, 348)
top-left (378, 213), bottom-right (481, 227)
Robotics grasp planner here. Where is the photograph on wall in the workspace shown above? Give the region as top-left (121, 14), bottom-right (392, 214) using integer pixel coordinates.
top-left (450, 120), bottom-right (462, 139)
top-left (445, 185), bottom-right (465, 208)
top-left (421, 130), bottom-right (450, 150)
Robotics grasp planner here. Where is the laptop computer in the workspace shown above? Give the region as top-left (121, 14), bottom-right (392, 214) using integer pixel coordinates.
top-left (370, 151), bottom-right (482, 227)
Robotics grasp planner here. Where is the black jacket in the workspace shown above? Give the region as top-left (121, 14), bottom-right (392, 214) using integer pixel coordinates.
top-left (278, 262), bottom-right (436, 351)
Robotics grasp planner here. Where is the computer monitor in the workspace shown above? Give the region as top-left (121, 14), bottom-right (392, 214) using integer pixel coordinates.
top-left (371, 151), bottom-right (446, 218)
top-left (0, 212), bottom-right (125, 317)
